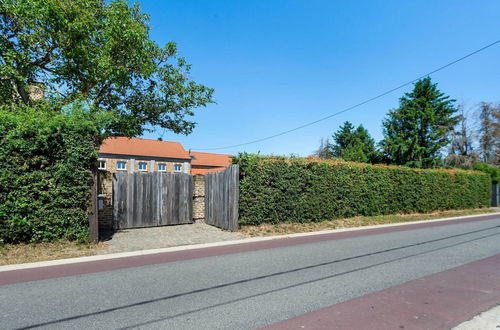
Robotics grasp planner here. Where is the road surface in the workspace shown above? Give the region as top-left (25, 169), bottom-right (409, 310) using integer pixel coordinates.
top-left (1, 214), bottom-right (500, 329)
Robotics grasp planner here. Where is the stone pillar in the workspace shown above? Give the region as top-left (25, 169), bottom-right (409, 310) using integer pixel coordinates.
top-left (130, 159), bottom-right (135, 173)
top-left (193, 175), bottom-right (205, 222)
top-left (97, 171), bottom-right (114, 231)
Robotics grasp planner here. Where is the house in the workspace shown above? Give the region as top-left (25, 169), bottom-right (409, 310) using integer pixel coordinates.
top-left (190, 151), bottom-right (232, 175)
top-left (98, 137), bottom-right (192, 174)
top-left (98, 137), bottom-right (231, 175)
top-left (97, 137), bottom-right (231, 230)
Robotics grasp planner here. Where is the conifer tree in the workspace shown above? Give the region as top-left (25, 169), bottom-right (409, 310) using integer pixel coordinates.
top-left (331, 121), bottom-right (377, 163)
top-left (380, 77), bottom-right (458, 168)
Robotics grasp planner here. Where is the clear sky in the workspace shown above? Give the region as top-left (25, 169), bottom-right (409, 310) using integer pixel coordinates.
top-left (138, 0), bottom-right (500, 156)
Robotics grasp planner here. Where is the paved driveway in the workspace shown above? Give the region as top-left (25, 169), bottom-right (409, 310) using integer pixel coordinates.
top-left (103, 222), bottom-right (244, 253)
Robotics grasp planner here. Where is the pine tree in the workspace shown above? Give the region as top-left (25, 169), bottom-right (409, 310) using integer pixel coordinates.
top-left (331, 121), bottom-right (378, 163)
top-left (380, 77), bottom-right (458, 168)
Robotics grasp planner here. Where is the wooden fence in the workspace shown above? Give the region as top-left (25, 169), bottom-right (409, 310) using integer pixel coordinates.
top-left (113, 172), bottom-right (193, 229)
top-left (205, 165), bottom-right (239, 231)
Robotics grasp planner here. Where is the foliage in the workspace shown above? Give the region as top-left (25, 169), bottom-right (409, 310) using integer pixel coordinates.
top-left (233, 154), bottom-right (490, 226)
top-left (477, 102), bottom-right (500, 164)
top-left (0, 0), bottom-right (214, 137)
top-left (312, 137), bottom-right (334, 159)
top-left (380, 77), bottom-right (458, 168)
top-left (445, 105), bottom-right (479, 168)
top-left (331, 121), bottom-right (378, 163)
top-left (473, 162), bottom-right (500, 183)
top-left (0, 104), bottom-right (99, 244)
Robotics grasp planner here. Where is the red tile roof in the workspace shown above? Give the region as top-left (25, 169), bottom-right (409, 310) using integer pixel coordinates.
top-left (100, 137), bottom-right (191, 160)
top-left (191, 167), bottom-right (226, 176)
top-left (190, 151), bottom-right (232, 167)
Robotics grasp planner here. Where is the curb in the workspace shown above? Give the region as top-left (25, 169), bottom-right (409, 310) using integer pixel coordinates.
top-left (1, 211), bottom-right (499, 273)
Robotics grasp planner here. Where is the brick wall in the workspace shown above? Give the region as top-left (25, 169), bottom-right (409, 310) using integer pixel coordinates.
top-left (98, 157), bottom-right (190, 174)
top-left (193, 175), bottom-right (205, 222)
top-left (97, 171), bottom-right (113, 231)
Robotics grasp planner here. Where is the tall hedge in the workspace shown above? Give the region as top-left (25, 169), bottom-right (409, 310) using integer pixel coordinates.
top-left (234, 154), bottom-right (491, 225)
top-left (0, 105), bottom-right (100, 244)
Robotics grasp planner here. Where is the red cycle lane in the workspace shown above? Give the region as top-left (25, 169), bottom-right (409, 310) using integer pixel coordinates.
top-left (263, 253), bottom-right (500, 330)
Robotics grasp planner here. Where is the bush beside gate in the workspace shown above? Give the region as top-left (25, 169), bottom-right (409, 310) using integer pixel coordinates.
top-left (233, 154), bottom-right (491, 226)
top-left (0, 105), bottom-right (99, 244)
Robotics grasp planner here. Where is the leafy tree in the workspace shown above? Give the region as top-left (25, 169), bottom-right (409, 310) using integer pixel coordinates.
top-left (445, 105), bottom-right (478, 168)
top-left (331, 121), bottom-right (378, 163)
top-left (380, 77), bottom-right (458, 168)
top-left (477, 102), bottom-right (500, 164)
top-left (0, 0), bottom-right (214, 137)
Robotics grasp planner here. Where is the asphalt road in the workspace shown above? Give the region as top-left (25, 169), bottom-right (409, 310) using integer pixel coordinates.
top-left (1, 216), bottom-right (500, 329)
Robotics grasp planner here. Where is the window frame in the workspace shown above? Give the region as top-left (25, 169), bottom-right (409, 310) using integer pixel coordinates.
top-left (173, 164), bottom-right (182, 172)
top-left (117, 161), bottom-right (127, 171)
top-left (98, 160), bottom-right (106, 170)
top-left (138, 162), bottom-right (148, 172)
top-left (158, 163), bottom-right (167, 172)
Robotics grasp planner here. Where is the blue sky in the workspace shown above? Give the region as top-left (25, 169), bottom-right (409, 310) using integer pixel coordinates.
top-left (138, 0), bottom-right (500, 156)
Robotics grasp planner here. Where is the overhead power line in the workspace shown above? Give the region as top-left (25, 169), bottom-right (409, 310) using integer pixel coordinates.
top-left (193, 39), bottom-right (500, 151)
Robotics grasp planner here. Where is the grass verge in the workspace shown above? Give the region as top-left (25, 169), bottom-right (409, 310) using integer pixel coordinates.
top-left (239, 208), bottom-right (497, 237)
top-left (1, 208), bottom-right (496, 266)
top-left (0, 241), bottom-right (108, 266)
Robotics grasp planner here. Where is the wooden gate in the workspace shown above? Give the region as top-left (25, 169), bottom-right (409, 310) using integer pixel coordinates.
top-left (113, 172), bottom-right (193, 229)
top-left (205, 165), bottom-right (239, 231)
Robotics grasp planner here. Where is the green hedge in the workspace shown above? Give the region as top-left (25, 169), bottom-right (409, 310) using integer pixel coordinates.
top-left (473, 162), bottom-right (500, 183)
top-left (234, 154), bottom-right (491, 226)
top-left (0, 105), bottom-right (100, 244)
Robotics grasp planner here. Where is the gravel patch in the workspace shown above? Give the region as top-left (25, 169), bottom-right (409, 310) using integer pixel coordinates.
top-left (103, 222), bottom-right (244, 253)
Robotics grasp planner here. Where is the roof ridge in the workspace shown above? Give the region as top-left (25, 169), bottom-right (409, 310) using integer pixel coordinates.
top-left (109, 136), bottom-right (181, 144)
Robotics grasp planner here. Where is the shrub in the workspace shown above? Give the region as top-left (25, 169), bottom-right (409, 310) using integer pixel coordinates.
top-left (0, 104), bottom-right (100, 243)
top-left (234, 154), bottom-right (491, 225)
top-left (473, 162), bottom-right (500, 183)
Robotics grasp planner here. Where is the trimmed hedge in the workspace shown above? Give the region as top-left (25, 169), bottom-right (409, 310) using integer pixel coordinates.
top-left (0, 105), bottom-right (100, 244)
top-left (234, 154), bottom-right (491, 226)
top-left (473, 162), bottom-right (500, 183)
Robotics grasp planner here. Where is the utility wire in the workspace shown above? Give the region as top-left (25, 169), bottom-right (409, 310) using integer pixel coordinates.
top-left (193, 39), bottom-right (500, 151)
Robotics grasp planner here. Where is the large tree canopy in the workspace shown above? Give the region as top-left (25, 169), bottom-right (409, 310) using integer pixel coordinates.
top-left (0, 0), bottom-right (214, 137)
top-left (380, 77), bottom-right (458, 168)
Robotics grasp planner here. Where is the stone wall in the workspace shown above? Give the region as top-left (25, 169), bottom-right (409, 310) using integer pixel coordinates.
top-left (193, 175), bottom-right (205, 222)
